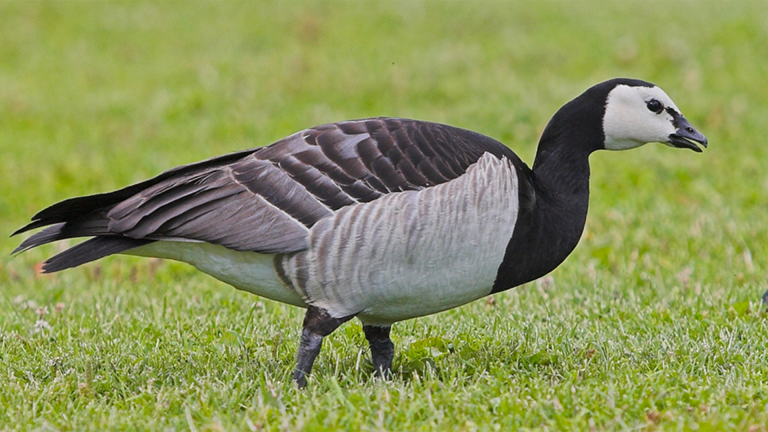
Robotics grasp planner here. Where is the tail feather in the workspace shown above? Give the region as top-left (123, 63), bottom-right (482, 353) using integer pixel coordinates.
top-left (13, 145), bottom-right (261, 272)
top-left (12, 223), bottom-right (67, 254)
top-left (12, 216), bottom-right (112, 255)
top-left (12, 147), bottom-right (258, 237)
top-left (42, 237), bottom-right (153, 273)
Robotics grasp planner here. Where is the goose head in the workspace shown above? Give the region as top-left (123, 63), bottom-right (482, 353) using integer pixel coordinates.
top-left (602, 79), bottom-right (708, 152)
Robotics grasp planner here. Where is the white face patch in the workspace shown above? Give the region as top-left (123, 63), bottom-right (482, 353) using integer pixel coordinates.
top-left (603, 84), bottom-right (683, 151)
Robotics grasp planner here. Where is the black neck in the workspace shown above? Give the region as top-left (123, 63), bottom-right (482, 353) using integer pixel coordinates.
top-left (533, 132), bottom-right (593, 198)
top-left (492, 95), bottom-right (604, 293)
top-left (531, 88), bottom-right (607, 216)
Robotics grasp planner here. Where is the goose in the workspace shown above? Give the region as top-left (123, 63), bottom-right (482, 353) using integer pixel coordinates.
top-left (13, 78), bottom-right (707, 387)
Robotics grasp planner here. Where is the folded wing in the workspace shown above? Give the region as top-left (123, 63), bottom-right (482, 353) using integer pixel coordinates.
top-left (13, 118), bottom-right (521, 272)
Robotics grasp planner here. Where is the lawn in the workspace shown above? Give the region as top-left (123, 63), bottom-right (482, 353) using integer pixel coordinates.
top-left (2, 1), bottom-right (768, 430)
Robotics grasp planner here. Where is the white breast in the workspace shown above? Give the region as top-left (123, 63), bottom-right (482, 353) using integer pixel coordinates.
top-left (279, 152), bottom-right (520, 325)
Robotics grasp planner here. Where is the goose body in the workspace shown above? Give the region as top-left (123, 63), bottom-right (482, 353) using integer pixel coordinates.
top-left (131, 151), bottom-right (518, 324)
top-left (13, 78), bottom-right (708, 386)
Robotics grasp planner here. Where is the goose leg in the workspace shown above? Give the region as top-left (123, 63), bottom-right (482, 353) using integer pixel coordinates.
top-left (363, 325), bottom-right (394, 378)
top-left (292, 305), bottom-right (354, 388)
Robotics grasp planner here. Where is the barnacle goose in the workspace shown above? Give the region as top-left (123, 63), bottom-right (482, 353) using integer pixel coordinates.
top-left (13, 78), bottom-right (707, 387)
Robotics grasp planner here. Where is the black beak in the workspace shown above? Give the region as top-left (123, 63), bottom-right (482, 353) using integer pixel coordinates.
top-left (667, 110), bottom-right (708, 152)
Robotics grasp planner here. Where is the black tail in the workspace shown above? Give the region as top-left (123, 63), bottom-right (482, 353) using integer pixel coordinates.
top-left (12, 146), bottom-right (259, 272)
top-left (12, 223), bottom-right (69, 254)
top-left (42, 237), bottom-right (152, 273)
top-left (13, 216), bottom-right (109, 254)
top-left (10, 178), bottom-right (160, 271)
top-left (12, 147), bottom-right (257, 238)
top-left (12, 217), bottom-right (154, 273)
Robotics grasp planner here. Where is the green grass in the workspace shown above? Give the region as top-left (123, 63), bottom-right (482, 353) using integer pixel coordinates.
top-left (2, 1), bottom-right (768, 430)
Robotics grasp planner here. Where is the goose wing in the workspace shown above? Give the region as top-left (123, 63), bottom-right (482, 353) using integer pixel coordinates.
top-left (14, 118), bottom-right (522, 270)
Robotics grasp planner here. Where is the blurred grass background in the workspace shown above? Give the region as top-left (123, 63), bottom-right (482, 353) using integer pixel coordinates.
top-left (2, 1), bottom-right (768, 431)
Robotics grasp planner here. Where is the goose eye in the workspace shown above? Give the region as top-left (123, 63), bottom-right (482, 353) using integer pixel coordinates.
top-left (646, 99), bottom-right (663, 114)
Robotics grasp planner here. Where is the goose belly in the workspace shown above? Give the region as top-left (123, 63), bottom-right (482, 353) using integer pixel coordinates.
top-left (279, 153), bottom-right (520, 325)
top-left (128, 242), bottom-right (306, 307)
